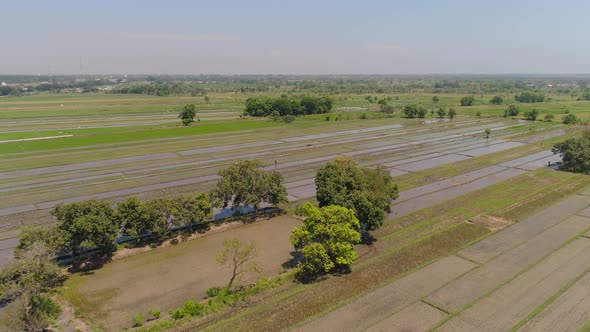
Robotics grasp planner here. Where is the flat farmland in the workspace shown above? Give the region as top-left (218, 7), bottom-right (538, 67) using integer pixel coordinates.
top-left (1, 92), bottom-right (589, 332)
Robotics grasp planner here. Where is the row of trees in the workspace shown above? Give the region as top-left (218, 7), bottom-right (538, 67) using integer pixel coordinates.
top-left (515, 91), bottom-right (545, 103)
top-left (110, 83), bottom-right (207, 96)
top-left (243, 95), bottom-right (334, 117)
top-left (16, 160), bottom-right (288, 260)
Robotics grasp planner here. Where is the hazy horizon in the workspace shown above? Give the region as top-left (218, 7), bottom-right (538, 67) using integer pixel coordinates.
top-left (3, 0), bottom-right (590, 75)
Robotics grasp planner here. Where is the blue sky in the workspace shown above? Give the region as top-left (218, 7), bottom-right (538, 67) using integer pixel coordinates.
top-left (2, 0), bottom-right (590, 74)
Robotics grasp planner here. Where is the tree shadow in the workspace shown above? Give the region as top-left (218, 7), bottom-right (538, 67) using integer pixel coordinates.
top-left (281, 251), bottom-right (302, 269)
top-left (67, 252), bottom-right (114, 273)
top-left (361, 231), bottom-right (376, 245)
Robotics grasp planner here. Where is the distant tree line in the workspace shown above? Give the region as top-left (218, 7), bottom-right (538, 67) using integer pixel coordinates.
top-left (515, 91), bottom-right (545, 103)
top-left (110, 83), bottom-right (208, 96)
top-left (244, 95), bottom-right (334, 117)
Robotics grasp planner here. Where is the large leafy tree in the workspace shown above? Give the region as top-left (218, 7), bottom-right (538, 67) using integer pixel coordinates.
top-left (552, 132), bottom-right (590, 174)
top-left (290, 203), bottom-right (361, 280)
top-left (211, 160), bottom-right (287, 210)
top-left (177, 193), bottom-right (213, 226)
top-left (51, 200), bottom-right (118, 256)
top-left (315, 158), bottom-right (398, 230)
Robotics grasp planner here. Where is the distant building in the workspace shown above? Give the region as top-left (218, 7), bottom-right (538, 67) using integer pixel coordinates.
top-left (0, 82), bottom-right (6, 86)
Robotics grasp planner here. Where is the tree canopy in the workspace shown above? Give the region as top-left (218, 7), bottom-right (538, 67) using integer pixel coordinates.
top-left (211, 160), bottom-right (287, 210)
top-left (460, 96), bottom-right (475, 106)
top-left (244, 95), bottom-right (333, 117)
top-left (290, 203), bottom-right (361, 280)
top-left (490, 95), bottom-right (504, 105)
top-left (315, 158), bottom-right (398, 230)
top-left (552, 132), bottom-right (590, 174)
top-left (515, 91), bottom-right (545, 103)
top-left (178, 104), bottom-right (198, 126)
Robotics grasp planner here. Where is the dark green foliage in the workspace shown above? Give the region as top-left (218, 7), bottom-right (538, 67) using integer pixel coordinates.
top-left (178, 104), bottom-right (197, 125)
top-left (490, 95), bottom-right (504, 105)
top-left (117, 197), bottom-right (154, 238)
top-left (437, 107), bottom-right (446, 118)
top-left (544, 114), bottom-right (555, 122)
top-left (515, 91), bottom-right (545, 103)
top-left (244, 95), bottom-right (333, 117)
top-left (447, 107), bottom-right (457, 119)
top-left (562, 113), bottom-right (579, 124)
top-left (211, 160), bottom-right (288, 210)
top-left (176, 193), bottom-right (213, 226)
top-left (291, 203), bottom-right (361, 280)
top-left (403, 104), bottom-right (419, 118)
top-left (552, 132), bottom-right (590, 174)
top-left (524, 109), bottom-right (539, 120)
top-left (504, 104), bottom-right (520, 117)
top-left (315, 158), bottom-right (398, 230)
top-left (460, 96), bottom-right (475, 106)
top-left (51, 200), bottom-right (118, 255)
top-left (416, 106), bottom-right (427, 118)
top-left (432, 96), bottom-right (439, 102)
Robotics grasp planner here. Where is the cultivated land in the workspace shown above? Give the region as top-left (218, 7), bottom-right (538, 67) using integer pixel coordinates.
top-left (1, 91), bottom-right (590, 331)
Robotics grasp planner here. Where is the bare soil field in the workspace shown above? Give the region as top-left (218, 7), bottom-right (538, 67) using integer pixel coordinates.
top-left (63, 215), bottom-right (301, 330)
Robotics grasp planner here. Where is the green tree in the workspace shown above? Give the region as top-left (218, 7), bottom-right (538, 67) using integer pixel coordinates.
top-left (460, 96), bottom-right (475, 106)
top-left (484, 128), bottom-right (492, 140)
top-left (448, 107), bottom-right (457, 119)
top-left (144, 198), bottom-right (182, 236)
top-left (0, 242), bottom-right (64, 331)
top-left (176, 193), bottom-right (213, 226)
top-left (315, 158), bottom-right (398, 230)
top-left (403, 104), bottom-right (418, 118)
top-left (489, 95), bottom-right (504, 105)
top-left (51, 200), bottom-right (118, 256)
top-left (432, 96), bottom-right (440, 103)
top-left (562, 114), bottom-right (579, 124)
top-left (504, 104), bottom-right (520, 117)
top-left (15, 226), bottom-right (59, 259)
top-left (552, 132), bottom-right (590, 174)
top-left (216, 238), bottom-right (260, 292)
top-left (211, 160), bottom-right (287, 211)
top-left (117, 197), bottom-right (153, 238)
top-left (437, 107), bottom-right (446, 118)
top-left (178, 104), bottom-right (198, 126)
top-left (524, 109), bottom-right (539, 120)
top-left (544, 114), bottom-right (555, 122)
top-left (204, 96), bottom-right (210, 104)
top-left (290, 203), bottom-right (361, 280)
top-left (416, 106), bottom-right (427, 118)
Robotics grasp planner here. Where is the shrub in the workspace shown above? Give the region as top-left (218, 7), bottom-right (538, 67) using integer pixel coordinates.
top-left (325, 115), bottom-right (330, 121)
top-left (206, 287), bottom-right (221, 298)
top-left (544, 114), bottom-right (555, 122)
top-left (476, 111), bottom-right (482, 117)
top-left (148, 309), bottom-right (160, 320)
top-left (181, 118), bottom-right (193, 126)
top-left (133, 313), bottom-right (144, 327)
top-left (504, 104), bottom-right (519, 117)
top-left (283, 115), bottom-right (295, 123)
top-left (562, 114), bottom-right (579, 124)
top-left (460, 96), bottom-right (475, 106)
top-left (359, 112), bottom-right (368, 119)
